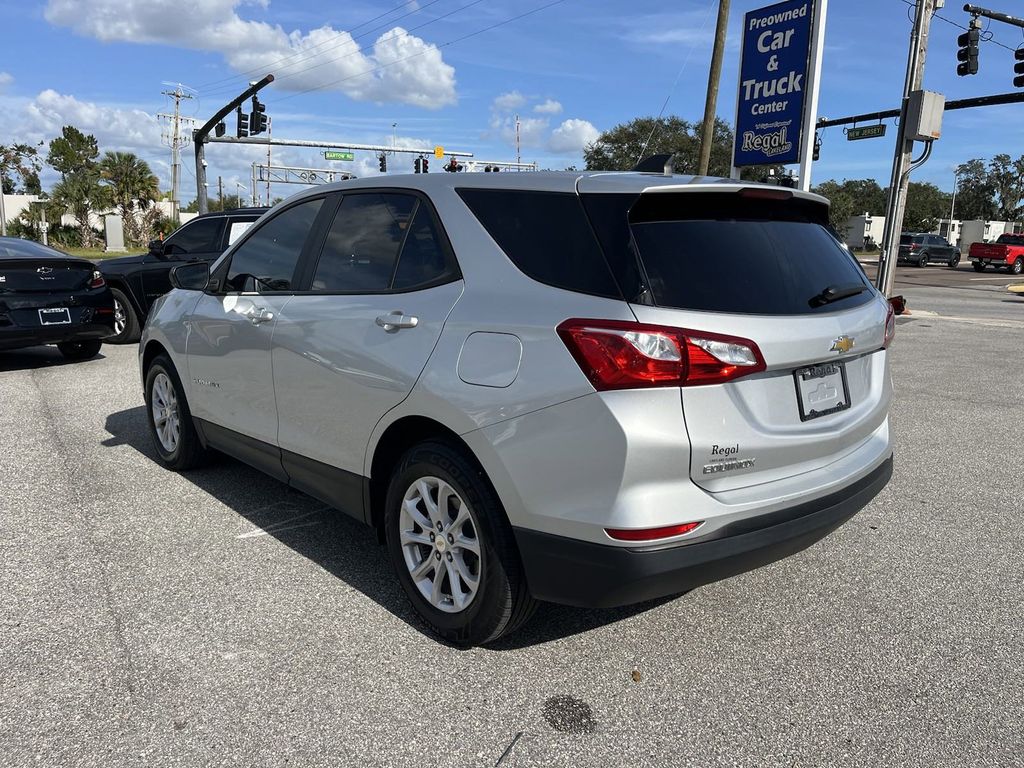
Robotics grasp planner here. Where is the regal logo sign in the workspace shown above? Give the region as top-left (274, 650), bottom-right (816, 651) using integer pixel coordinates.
top-left (733, 0), bottom-right (814, 168)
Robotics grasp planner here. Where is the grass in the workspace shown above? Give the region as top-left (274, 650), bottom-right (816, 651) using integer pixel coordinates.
top-left (58, 246), bottom-right (137, 261)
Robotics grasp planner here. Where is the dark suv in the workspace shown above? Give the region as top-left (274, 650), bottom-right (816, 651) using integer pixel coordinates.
top-left (896, 232), bottom-right (960, 268)
top-left (100, 207), bottom-right (267, 342)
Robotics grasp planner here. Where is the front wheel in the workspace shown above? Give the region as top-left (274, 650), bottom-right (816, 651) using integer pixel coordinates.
top-left (384, 441), bottom-right (537, 646)
top-left (1012, 258), bottom-right (1023, 275)
top-left (57, 340), bottom-right (102, 361)
top-left (144, 354), bottom-right (209, 470)
top-left (948, 254), bottom-right (960, 269)
top-left (917, 254), bottom-right (929, 268)
top-left (973, 262), bottom-right (986, 273)
top-left (107, 287), bottom-right (140, 344)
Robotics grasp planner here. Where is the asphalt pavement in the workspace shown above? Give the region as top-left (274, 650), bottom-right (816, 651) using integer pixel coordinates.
top-left (1, 279), bottom-right (1022, 767)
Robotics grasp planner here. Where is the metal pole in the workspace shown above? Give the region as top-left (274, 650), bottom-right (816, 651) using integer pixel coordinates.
top-left (948, 170), bottom-right (958, 240)
top-left (699, 0), bottom-right (731, 176)
top-left (877, 0), bottom-right (936, 297)
top-left (266, 117), bottom-right (272, 206)
top-left (251, 163), bottom-right (257, 206)
top-left (798, 0), bottom-right (828, 191)
top-left (0, 181), bottom-right (6, 237)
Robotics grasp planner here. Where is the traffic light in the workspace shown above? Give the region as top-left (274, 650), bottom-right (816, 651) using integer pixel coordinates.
top-left (215, 121), bottom-right (226, 138)
top-left (236, 107), bottom-right (249, 138)
top-left (378, 153), bottom-right (387, 173)
top-left (414, 156), bottom-right (422, 173)
top-left (812, 133), bottom-right (821, 162)
top-left (422, 156), bottom-right (429, 173)
top-left (1014, 47), bottom-right (1024, 88)
top-left (250, 97), bottom-right (268, 135)
top-left (444, 158), bottom-right (462, 172)
top-left (956, 23), bottom-right (980, 76)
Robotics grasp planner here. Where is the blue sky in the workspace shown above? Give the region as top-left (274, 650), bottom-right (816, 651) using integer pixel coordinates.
top-left (1, 0), bottom-right (1022, 202)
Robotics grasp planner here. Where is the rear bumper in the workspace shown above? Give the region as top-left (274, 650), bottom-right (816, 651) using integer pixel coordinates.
top-left (0, 321), bottom-right (114, 351)
top-left (514, 454), bottom-right (892, 608)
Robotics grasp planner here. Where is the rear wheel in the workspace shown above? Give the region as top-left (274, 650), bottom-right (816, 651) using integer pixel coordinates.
top-left (144, 354), bottom-right (208, 470)
top-left (57, 340), bottom-right (102, 361)
top-left (107, 287), bottom-right (140, 344)
top-left (384, 441), bottom-right (537, 646)
top-left (973, 262), bottom-right (986, 273)
top-left (1012, 258), bottom-right (1023, 275)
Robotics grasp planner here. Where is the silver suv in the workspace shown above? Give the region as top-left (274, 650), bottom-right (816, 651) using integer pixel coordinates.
top-left (140, 171), bottom-right (894, 645)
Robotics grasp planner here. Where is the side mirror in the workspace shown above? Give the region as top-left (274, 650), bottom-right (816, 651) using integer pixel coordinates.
top-left (148, 239), bottom-right (167, 258)
top-left (169, 262), bottom-right (211, 291)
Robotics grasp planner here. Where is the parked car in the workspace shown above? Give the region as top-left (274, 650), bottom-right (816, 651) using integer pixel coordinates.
top-left (896, 232), bottom-right (960, 268)
top-left (99, 207), bottom-right (267, 343)
top-left (139, 172), bottom-right (894, 645)
top-left (969, 232), bottom-right (1024, 274)
top-left (0, 236), bottom-right (115, 360)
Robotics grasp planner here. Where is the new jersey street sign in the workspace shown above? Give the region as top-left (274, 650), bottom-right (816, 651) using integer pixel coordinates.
top-left (847, 124), bottom-right (887, 141)
top-left (733, 0), bottom-right (814, 167)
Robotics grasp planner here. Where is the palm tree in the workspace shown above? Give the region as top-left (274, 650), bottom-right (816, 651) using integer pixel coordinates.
top-left (51, 170), bottom-right (108, 248)
top-left (99, 151), bottom-right (160, 246)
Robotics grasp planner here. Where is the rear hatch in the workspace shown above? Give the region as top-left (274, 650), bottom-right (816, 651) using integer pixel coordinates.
top-left (0, 258), bottom-right (95, 292)
top-left (582, 186), bottom-right (891, 493)
top-left (898, 234), bottom-right (921, 258)
top-left (972, 243), bottom-right (1008, 262)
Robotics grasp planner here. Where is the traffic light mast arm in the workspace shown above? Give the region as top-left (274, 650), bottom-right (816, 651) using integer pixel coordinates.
top-left (962, 4), bottom-right (1024, 29)
top-left (816, 90), bottom-right (1024, 129)
top-left (193, 74), bottom-right (274, 215)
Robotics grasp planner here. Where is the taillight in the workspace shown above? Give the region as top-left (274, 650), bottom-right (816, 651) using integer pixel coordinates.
top-left (557, 319), bottom-right (766, 390)
top-left (883, 301), bottom-right (896, 348)
top-left (89, 270), bottom-right (106, 289)
top-left (909, 243), bottom-right (919, 250)
top-left (605, 521), bottom-right (704, 541)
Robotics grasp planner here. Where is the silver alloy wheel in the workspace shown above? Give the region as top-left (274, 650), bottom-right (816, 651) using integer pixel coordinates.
top-left (399, 476), bottom-right (481, 613)
top-left (113, 298), bottom-right (127, 336)
top-left (151, 372), bottom-right (181, 453)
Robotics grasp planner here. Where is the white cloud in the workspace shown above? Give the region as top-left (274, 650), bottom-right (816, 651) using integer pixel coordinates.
top-left (43, 0), bottom-right (456, 108)
top-left (533, 99), bottom-right (562, 115)
top-left (548, 119), bottom-right (600, 153)
top-left (24, 90), bottom-right (162, 151)
top-left (489, 114), bottom-right (549, 149)
top-left (0, 72), bottom-right (12, 93)
top-left (492, 90), bottom-right (527, 112)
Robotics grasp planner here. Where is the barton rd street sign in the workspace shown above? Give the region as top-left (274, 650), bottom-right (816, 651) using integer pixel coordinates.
top-left (847, 124), bottom-right (887, 141)
top-left (324, 150), bottom-right (355, 161)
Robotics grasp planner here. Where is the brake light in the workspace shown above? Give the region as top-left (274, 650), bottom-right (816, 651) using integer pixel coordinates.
top-left (909, 243), bottom-right (919, 250)
top-left (557, 319), bottom-right (766, 390)
top-left (89, 270), bottom-right (106, 289)
top-left (738, 188), bottom-right (792, 200)
top-left (605, 521), bottom-right (704, 541)
top-left (883, 301), bottom-right (896, 348)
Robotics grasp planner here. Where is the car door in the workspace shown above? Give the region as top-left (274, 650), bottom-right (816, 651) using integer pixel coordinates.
top-left (142, 216), bottom-right (226, 309)
top-left (272, 190), bottom-right (463, 497)
top-left (185, 197), bottom-right (327, 477)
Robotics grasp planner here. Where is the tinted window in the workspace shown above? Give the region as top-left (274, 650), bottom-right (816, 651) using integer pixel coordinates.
top-left (392, 205), bottom-right (453, 290)
top-left (225, 198), bottom-right (323, 292)
top-left (311, 194), bottom-right (415, 292)
top-left (457, 189), bottom-right (621, 299)
top-left (227, 220), bottom-right (256, 245)
top-left (167, 217), bottom-right (224, 254)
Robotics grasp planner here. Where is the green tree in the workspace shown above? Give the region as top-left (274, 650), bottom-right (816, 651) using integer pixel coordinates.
top-left (0, 142), bottom-right (43, 195)
top-left (46, 126), bottom-right (105, 247)
top-left (98, 151), bottom-right (160, 246)
top-left (583, 115), bottom-right (780, 180)
top-left (182, 193), bottom-right (244, 213)
top-left (986, 153), bottom-right (1024, 221)
top-left (954, 158), bottom-right (996, 221)
top-left (811, 180), bottom-right (858, 235)
top-left (900, 181), bottom-right (950, 232)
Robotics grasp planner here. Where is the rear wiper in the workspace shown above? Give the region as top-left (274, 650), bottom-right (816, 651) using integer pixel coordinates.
top-left (808, 283), bottom-right (867, 308)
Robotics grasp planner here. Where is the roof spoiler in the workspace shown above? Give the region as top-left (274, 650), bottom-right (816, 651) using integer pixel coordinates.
top-left (632, 154), bottom-right (674, 175)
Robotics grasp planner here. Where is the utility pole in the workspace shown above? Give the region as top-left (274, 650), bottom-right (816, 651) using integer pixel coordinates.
top-left (698, 0), bottom-right (730, 176)
top-left (158, 84), bottom-right (195, 222)
top-left (515, 114), bottom-right (522, 166)
top-left (265, 117), bottom-right (272, 205)
top-left (877, 0), bottom-right (937, 297)
top-left (218, 176), bottom-right (224, 210)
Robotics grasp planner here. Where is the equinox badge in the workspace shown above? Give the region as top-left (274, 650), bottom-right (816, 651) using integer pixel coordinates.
top-left (830, 335), bottom-right (855, 354)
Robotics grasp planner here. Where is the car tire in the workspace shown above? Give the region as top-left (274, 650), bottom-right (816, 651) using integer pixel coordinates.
top-left (56, 340), bottom-right (102, 361)
top-left (107, 287), bottom-right (140, 344)
top-left (1012, 258), bottom-right (1023, 275)
top-left (948, 254), bottom-right (960, 269)
top-left (144, 354), bottom-right (209, 471)
top-left (973, 262), bottom-right (986, 273)
top-left (917, 254), bottom-right (928, 268)
top-left (384, 440), bottom-right (538, 646)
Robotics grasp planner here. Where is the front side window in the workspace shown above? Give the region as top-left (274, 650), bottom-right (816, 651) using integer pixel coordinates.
top-left (225, 198), bottom-right (323, 292)
top-left (166, 217), bottom-right (224, 255)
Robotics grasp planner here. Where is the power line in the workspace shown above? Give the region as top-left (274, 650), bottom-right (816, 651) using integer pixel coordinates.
top-left (195, 0), bottom-right (450, 94)
top-left (274, 0), bottom-right (570, 103)
top-left (899, 0), bottom-right (1016, 51)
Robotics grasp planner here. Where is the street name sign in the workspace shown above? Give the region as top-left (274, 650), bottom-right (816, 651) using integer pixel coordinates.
top-left (847, 124), bottom-right (887, 141)
top-left (324, 151), bottom-right (354, 161)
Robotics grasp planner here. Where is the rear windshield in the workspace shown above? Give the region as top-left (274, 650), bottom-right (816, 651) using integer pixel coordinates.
top-left (587, 192), bottom-right (873, 316)
top-left (899, 234), bottom-right (924, 245)
top-left (996, 234), bottom-right (1024, 245)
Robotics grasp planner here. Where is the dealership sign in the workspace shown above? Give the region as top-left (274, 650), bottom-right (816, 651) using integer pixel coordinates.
top-left (733, 0), bottom-right (814, 167)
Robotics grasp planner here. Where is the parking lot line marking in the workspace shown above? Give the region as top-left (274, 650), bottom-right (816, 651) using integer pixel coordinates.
top-left (969, 276), bottom-right (1022, 281)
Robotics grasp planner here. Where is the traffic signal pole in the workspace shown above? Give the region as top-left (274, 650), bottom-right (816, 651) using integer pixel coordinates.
top-left (876, 0), bottom-right (936, 298)
top-left (193, 74), bottom-right (274, 215)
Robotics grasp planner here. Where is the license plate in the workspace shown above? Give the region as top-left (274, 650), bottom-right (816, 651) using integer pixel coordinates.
top-left (39, 307), bottom-right (72, 325)
top-left (794, 361), bottom-right (851, 421)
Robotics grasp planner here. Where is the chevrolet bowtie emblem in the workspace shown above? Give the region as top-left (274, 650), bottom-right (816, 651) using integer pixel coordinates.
top-left (830, 335), bottom-right (855, 354)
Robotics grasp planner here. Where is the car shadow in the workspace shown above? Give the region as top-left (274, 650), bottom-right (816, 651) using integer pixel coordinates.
top-left (102, 406), bottom-right (668, 649)
top-left (0, 345), bottom-right (107, 371)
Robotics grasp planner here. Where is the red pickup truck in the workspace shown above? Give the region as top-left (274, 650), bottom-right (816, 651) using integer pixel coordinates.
top-left (970, 233), bottom-right (1024, 274)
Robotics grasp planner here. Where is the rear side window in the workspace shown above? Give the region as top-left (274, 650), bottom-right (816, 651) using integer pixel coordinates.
top-left (587, 192), bottom-right (873, 316)
top-left (457, 189), bottom-right (621, 299)
top-left (167, 217), bottom-right (225, 254)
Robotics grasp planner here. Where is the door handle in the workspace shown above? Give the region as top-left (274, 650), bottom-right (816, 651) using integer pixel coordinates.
top-left (375, 311), bottom-right (419, 331)
top-left (248, 306), bottom-right (275, 325)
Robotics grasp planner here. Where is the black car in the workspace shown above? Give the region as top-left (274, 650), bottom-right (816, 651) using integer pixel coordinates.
top-left (100, 207), bottom-right (267, 342)
top-left (897, 232), bottom-right (961, 268)
top-left (0, 236), bottom-right (115, 360)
